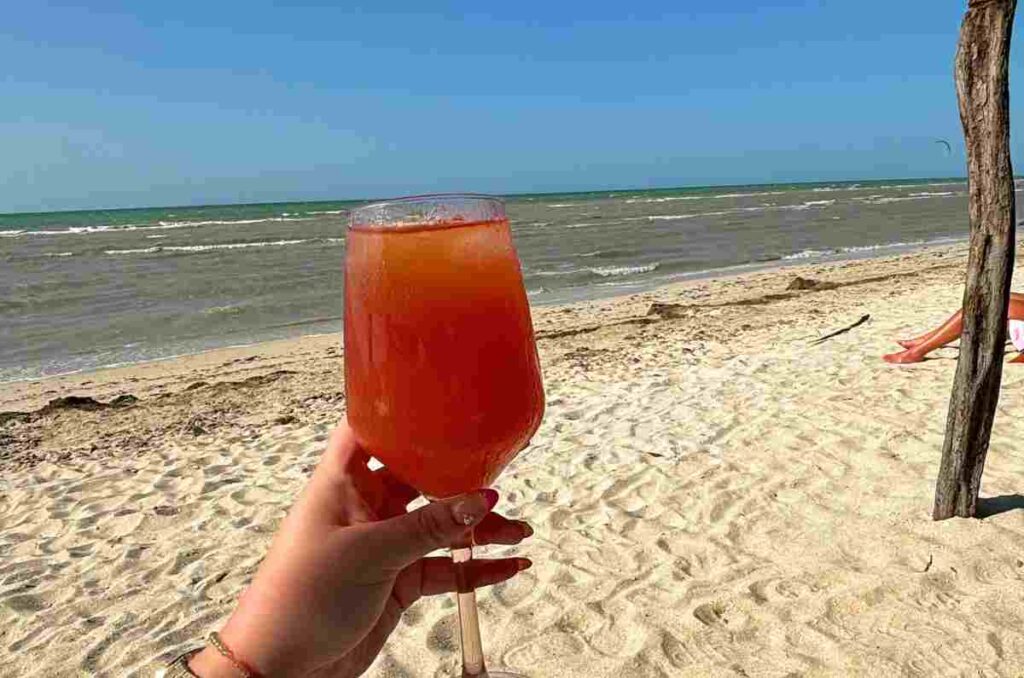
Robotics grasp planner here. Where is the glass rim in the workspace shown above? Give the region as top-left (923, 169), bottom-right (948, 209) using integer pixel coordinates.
top-left (348, 193), bottom-right (506, 231)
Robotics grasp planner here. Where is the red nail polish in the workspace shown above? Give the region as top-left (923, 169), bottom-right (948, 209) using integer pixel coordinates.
top-left (517, 558), bottom-right (532, 571)
top-left (521, 522), bottom-right (534, 537)
top-left (481, 488), bottom-right (499, 510)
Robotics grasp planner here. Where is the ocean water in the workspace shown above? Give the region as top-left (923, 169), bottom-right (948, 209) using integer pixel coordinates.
top-left (0, 179), bottom-right (1002, 381)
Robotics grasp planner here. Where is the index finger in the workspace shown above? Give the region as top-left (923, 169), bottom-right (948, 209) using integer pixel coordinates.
top-left (319, 421), bottom-right (372, 485)
top-left (474, 512), bottom-right (534, 546)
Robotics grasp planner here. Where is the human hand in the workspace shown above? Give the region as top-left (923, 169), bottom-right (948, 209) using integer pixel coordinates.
top-left (189, 422), bottom-right (532, 677)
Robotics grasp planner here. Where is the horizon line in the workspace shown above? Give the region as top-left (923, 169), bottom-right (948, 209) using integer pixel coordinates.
top-left (0, 174), bottom-right (984, 219)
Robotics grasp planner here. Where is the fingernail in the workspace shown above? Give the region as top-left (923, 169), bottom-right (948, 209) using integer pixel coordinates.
top-left (520, 522), bottom-right (534, 538)
top-left (451, 496), bottom-right (484, 526)
top-left (481, 489), bottom-right (499, 511)
top-left (516, 558), bottom-right (532, 571)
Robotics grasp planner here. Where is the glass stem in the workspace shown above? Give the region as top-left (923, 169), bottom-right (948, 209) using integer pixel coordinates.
top-left (452, 541), bottom-right (488, 677)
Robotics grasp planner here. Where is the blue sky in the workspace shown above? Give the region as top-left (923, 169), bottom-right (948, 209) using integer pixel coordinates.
top-left (2, 1), bottom-right (1020, 212)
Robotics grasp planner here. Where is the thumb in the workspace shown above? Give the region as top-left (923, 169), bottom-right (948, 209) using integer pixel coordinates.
top-left (369, 489), bottom-right (499, 568)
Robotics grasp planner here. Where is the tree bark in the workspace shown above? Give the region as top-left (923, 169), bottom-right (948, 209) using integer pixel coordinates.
top-left (934, 0), bottom-right (1017, 520)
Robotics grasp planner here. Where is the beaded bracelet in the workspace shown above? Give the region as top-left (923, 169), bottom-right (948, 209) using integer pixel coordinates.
top-left (207, 631), bottom-right (265, 678)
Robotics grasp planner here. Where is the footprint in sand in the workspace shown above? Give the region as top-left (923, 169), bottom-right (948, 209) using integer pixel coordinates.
top-left (747, 576), bottom-right (818, 605)
top-left (504, 631), bottom-right (587, 673)
top-left (425, 614), bottom-right (458, 653)
top-left (692, 600), bottom-right (728, 627)
top-left (492, 571), bottom-right (539, 608)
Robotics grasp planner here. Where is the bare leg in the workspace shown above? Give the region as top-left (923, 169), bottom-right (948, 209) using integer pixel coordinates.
top-left (897, 311), bottom-right (962, 349)
top-left (897, 292), bottom-right (1024, 348)
top-left (885, 297), bottom-right (1024, 364)
top-left (897, 333), bottom-right (933, 349)
top-left (885, 312), bottom-right (963, 363)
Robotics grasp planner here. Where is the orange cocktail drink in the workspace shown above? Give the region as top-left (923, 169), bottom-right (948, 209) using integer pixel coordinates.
top-left (344, 197), bottom-right (544, 499)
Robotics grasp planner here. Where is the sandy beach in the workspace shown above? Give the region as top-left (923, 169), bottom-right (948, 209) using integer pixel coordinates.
top-left (4, 242), bottom-right (1024, 677)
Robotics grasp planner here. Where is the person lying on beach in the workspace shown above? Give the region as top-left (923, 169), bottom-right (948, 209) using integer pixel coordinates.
top-left (165, 423), bottom-right (533, 678)
top-left (883, 292), bottom-right (1024, 364)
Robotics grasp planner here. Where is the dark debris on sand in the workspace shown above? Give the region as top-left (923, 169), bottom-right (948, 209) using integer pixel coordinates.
top-left (0, 367), bottom-right (345, 473)
top-left (785, 276), bottom-right (839, 292)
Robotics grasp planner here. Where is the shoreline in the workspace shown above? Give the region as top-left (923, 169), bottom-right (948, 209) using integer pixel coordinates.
top-left (0, 236), bottom-right (971, 402)
top-left (530, 233), bottom-right (967, 305)
top-left (3, 177), bottom-right (982, 386)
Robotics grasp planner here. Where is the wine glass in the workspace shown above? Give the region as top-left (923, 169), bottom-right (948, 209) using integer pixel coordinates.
top-left (344, 194), bottom-right (545, 676)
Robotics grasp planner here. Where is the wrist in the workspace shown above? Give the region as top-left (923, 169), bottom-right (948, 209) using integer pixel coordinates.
top-left (187, 647), bottom-right (247, 678)
top-left (187, 627), bottom-right (287, 678)
top-left (217, 606), bottom-right (311, 678)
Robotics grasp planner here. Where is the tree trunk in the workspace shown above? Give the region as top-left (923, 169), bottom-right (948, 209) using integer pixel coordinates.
top-left (934, 0), bottom-right (1017, 520)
